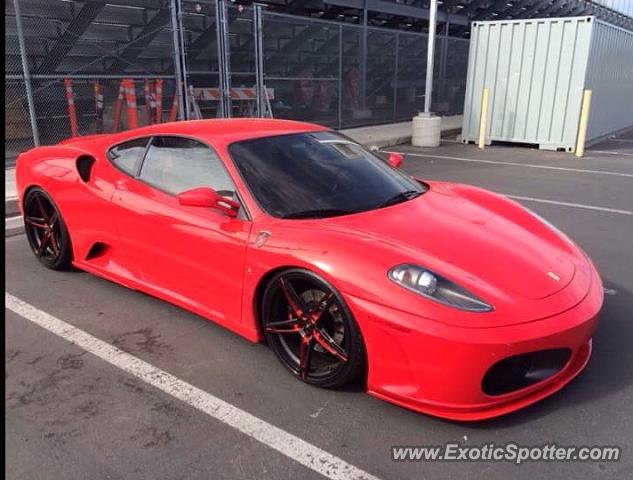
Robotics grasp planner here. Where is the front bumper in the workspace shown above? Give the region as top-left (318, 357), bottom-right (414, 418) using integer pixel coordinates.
top-left (346, 266), bottom-right (603, 421)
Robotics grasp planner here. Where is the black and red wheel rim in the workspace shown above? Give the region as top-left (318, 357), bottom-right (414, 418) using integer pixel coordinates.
top-left (264, 274), bottom-right (351, 381)
top-left (24, 191), bottom-right (62, 261)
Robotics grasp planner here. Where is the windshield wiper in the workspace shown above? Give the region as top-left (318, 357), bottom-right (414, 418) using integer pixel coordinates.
top-left (282, 208), bottom-right (354, 219)
top-left (377, 190), bottom-right (422, 208)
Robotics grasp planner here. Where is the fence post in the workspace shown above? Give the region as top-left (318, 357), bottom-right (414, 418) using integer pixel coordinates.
top-left (359, 0), bottom-right (368, 112)
top-left (176, 0), bottom-right (192, 118)
top-left (13, 0), bottom-right (40, 146)
top-left (438, 16), bottom-right (450, 109)
top-left (215, 0), bottom-right (232, 118)
top-left (338, 24), bottom-right (343, 129)
top-left (169, 0), bottom-right (186, 120)
top-left (393, 32), bottom-right (399, 123)
top-left (253, 4), bottom-right (265, 118)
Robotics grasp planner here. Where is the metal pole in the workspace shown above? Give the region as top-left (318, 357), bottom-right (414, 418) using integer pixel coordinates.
top-left (337, 24), bottom-right (343, 129)
top-left (215, 0), bottom-right (232, 118)
top-left (13, 0), bottom-right (40, 146)
top-left (392, 32), bottom-right (399, 122)
top-left (253, 5), bottom-right (260, 117)
top-left (169, 0), bottom-right (186, 120)
top-left (424, 0), bottom-right (438, 114)
top-left (359, 0), bottom-right (368, 112)
top-left (438, 15), bottom-right (450, 109)
top-left (176, 0), bottom-right (191, 118)
top-left (254, 4), bottom-right (265, 118)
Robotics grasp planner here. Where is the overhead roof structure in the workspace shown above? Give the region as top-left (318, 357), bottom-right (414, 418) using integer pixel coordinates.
top-left (253, 0), bottom-right (633, 35)
top-left (5, 0), bottom-right (633, 76)
top-left (4, 0), bottom-right (632, 151)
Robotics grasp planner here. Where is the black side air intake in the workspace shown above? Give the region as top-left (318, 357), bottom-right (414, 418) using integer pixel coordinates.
top-left (77, 155), bottom-right (96, 182)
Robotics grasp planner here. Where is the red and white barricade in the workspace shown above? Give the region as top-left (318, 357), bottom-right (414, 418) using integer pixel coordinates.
top-left (194, 87), bottom-right (274, 102)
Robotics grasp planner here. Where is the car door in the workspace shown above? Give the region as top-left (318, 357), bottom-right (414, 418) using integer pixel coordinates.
top-left (111, 135), bottom-right (252, 329)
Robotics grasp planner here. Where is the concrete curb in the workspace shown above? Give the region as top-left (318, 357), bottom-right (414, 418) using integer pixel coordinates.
top-left (5, 215), bottom-right (24, 237)
top-left (356, 127), bottom-right (461, 149)
top-left (341, 116), bottom-right (462, 149)
top-left (6, 197), bottom-right (19, 217)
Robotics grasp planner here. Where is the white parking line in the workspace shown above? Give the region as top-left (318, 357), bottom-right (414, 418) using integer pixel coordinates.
top-left (505, 195), bottom-right (633, 216)
top-left (385, 151), bottom-right (633, 178)
top-left (587, 150), bottom-right (633, 157)
top-left (5, 293), bottom-right (381, 480)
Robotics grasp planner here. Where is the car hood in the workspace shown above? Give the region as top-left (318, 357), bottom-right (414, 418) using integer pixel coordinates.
top-left (319, 181), bottom-right (578, 302)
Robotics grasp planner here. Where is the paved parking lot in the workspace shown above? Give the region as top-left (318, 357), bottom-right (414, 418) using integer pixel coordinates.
top-left (6, 130), bottom-right (633, 480)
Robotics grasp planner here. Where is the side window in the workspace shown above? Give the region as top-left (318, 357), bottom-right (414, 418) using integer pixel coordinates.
top-left (107, 137), bottom-right (150, 175)
top-left (139, 136), bottom-right (236, 196)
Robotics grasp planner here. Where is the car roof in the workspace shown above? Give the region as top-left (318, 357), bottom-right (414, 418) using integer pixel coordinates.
top-left (112, 118), bottom-right (329, 145)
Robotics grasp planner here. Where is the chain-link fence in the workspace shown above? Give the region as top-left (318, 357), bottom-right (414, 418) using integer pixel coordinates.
top-left (5, 0), bottom-right (181, 166)
top-left (5, 0), bottom-right (470, 167)
top-left (27, 0), bottom-right (179, 142)
top-left (260, 11), bottom-right (469, 129)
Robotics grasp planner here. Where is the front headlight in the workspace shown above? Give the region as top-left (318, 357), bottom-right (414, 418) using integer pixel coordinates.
top-left (388, 264), bottom-right (493, 312)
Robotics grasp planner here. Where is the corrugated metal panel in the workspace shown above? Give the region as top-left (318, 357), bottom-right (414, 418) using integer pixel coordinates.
top-left (461, 17), bottom-right (594, 151)
top-left (585, 20), bottom-right (633, 144)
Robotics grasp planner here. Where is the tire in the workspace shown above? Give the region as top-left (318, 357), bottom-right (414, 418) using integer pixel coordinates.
top-left (261, 269), bottom-right (366, 388)
top-left (23, 188), bottom-right (72, 270)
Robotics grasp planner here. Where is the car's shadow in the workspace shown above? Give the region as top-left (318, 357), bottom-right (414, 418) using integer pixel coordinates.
top-left (34, 256), bottom-right (633, 429)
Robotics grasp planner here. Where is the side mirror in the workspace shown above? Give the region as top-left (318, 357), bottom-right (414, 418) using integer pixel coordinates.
top-left (177, 187), bottom-right (240, 218)
top-left (387, 152), bottom-right (403, 169)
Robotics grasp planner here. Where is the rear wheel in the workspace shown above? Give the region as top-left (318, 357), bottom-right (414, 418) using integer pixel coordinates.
top-left (262, 269), bottom-right (365, 388)
top-left (23, 188), bottom-right (72, 270)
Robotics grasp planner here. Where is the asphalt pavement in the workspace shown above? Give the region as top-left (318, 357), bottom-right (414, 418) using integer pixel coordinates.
top-left (5, 130), bottom-right (633, 480)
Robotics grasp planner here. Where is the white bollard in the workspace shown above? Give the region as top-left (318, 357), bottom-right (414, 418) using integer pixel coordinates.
top-left (412, 112), bottom-right (442, 147)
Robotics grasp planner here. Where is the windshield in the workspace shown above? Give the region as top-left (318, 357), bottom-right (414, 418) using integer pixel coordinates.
top-left (229, 132), bottom-right (426, 218)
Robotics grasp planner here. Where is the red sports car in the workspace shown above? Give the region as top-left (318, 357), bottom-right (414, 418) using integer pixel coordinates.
top-left (15, 119), bottom-right (603, 420)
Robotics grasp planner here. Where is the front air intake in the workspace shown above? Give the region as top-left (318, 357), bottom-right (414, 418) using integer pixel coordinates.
top-left (482, 349), bottom-right (572, 396)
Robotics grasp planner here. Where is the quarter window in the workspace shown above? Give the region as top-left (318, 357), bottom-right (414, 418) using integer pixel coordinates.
top-left (139, 136), bottom-right (235, 196)
top-left (107, 137), bottom-right (150, 175)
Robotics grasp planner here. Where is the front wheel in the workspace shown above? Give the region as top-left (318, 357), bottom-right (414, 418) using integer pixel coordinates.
top-left (23, 188), bottom-right (72, 270)
top-left (262, 269), bottom-right (366, 388)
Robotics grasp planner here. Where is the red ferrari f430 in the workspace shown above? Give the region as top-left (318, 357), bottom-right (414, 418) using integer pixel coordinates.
top-left (15, 119), bottom-right (603, 420)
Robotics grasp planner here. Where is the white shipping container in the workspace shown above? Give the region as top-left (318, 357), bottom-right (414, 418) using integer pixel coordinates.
top-left (460, 16), bottom-right (633, 151)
